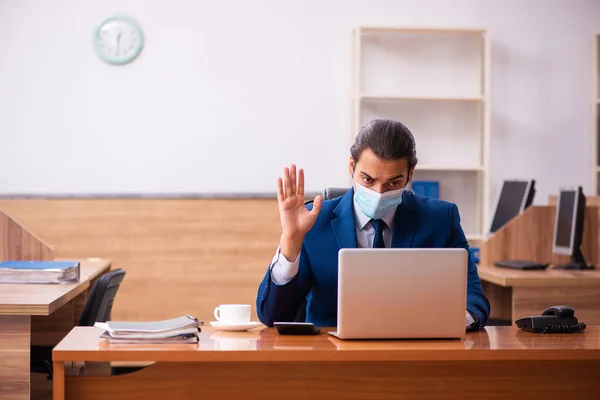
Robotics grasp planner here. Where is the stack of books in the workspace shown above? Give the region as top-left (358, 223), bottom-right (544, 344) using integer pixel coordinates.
top-left (95, 316), bottom-right (203, 344)
top-left (0, 260), bottom-right (80, 284)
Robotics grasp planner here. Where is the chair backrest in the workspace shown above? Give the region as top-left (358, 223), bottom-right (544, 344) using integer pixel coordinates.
top-left (304, 187), bottom-right (350, 206)
top-left (322, 187), bottom-right (349, 200)
top-left (79, 268), bottom-right (126, 327)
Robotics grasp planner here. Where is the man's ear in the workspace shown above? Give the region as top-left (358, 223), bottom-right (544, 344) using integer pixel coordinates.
top-left (348, 156), bottom-right (355, 176)
top-left (407, 167), bottom-right (415, 183)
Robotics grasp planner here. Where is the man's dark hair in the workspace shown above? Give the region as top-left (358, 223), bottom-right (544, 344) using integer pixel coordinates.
top-left (350, 119), bottom-right (418, 170)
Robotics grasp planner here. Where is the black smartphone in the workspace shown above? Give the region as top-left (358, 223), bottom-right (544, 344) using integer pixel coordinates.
top-left (274, 322), bottom-right (321, 335)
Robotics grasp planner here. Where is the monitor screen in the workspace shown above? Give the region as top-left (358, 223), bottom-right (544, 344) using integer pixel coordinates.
top-left (489, 181), bottom-right (531, 233)
top-left (554, 190), bottom-right (576, 249)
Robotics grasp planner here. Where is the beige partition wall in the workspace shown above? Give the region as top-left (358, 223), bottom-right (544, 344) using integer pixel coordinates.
top-left (479, 205), bottom-right (599, 267)
top-left (0, 199), bottom-right (281, 323)
top-left (0, 209), bottom-right (53, 261)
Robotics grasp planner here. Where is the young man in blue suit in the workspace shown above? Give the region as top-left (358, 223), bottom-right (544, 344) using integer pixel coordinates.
top-left (257, 119), bottom-right (490, 330)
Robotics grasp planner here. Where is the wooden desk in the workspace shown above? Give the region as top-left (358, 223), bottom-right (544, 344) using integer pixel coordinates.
top-left (478, 263), bottom-right (600, 324)
top-left (0, 259), bottom-right (111, 400)
top-left (53, 326), bottom-right (600, 400)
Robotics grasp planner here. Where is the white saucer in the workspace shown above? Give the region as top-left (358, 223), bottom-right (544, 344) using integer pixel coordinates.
top-left (209, 321), bottom-right (262, 331)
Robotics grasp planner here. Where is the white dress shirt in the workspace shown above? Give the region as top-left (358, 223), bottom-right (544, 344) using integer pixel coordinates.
top-left (269, 195), bottom-right (475, 327)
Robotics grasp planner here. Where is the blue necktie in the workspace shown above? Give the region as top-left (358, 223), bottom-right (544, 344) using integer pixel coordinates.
top-left (371, 219), bottom-right (386, 248)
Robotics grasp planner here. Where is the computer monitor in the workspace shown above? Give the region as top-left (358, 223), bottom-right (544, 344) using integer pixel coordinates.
top-left (488, 180), bottom-right (536, 234)
top-left (552, 186), bottom-right (595, 270)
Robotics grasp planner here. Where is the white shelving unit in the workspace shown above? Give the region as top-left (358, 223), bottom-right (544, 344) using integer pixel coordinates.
top-left (593, 34), bottom-right (599, 195)
top-left (351, 27), bottom-right (491, 242)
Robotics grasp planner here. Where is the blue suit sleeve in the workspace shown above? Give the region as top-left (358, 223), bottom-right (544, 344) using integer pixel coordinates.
top-left (447, 204), bottom-right (490, 330)
top-left (256, 244), bottom-right (314, 327)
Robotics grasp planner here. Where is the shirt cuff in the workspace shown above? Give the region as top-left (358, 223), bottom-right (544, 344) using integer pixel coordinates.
top-left (269, 246), bottom-right (300, 286)
top-left (466, 310), bottom-right (476, 328)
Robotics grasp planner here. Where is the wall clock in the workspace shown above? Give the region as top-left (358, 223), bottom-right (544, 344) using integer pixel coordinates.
top-left (94, 15), bottom-right (144, 65)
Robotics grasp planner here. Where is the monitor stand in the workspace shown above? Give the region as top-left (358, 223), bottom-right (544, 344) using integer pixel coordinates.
top-left (554, 248), bottom-right (596, 270)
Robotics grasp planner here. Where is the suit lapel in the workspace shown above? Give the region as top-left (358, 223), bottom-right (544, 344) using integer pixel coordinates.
top-left (391, 191), bottom-right (419, 248)
top-left (331, 189), bottom-right (358, 250)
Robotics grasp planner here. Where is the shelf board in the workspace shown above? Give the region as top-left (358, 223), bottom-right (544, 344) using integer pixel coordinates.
top-left (360, 94), bottom-right (484, 102)
top-left (416, 165), bottom-right (484, 172)
top-left (357, 26), bottom-right (486, 36)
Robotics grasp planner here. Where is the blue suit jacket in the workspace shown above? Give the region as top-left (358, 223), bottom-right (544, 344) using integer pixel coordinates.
top-left (256, 189), bottom-right (490, 330)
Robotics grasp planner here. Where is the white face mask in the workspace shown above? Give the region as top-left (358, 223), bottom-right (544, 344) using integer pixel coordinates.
top-left (353, 181), bottom-right (404, 219)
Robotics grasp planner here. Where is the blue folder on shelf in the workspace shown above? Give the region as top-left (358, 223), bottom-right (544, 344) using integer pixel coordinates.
top-left (412, 181), bottom-right (440, 199)
top-left (0, 260), bottom-right (80, 284)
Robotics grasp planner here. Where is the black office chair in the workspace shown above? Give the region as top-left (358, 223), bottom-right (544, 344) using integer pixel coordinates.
top-left (294, 188), bottom-right (350, 322)
top-left (304, 187), bottom-right (349, 206)
top-left (30, 268), bottom-right (126, 379)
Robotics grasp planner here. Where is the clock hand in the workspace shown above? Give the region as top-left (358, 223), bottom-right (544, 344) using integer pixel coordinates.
top-left (116, 33), bottom-right (121, 55)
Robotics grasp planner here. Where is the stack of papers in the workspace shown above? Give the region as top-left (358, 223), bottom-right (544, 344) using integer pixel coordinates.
top-left (95, 316), bottom-right (203, 344)
top-left (0, 260), bottom-right (80, 284)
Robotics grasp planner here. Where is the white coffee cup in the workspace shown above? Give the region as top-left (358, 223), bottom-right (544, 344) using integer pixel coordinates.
top-left (213, 304), bottom-right (251, 324)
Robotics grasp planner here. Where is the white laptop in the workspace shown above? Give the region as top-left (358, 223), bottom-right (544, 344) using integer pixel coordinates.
top-left (328, 248), bottom-right (468, 340)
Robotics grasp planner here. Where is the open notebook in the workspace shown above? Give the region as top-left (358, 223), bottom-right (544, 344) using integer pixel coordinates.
top-left (95, 316), bottom-right (203, 344)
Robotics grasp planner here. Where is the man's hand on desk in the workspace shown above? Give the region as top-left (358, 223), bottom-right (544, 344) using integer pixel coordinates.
top-left (277, 164), bottom-right (322, 261)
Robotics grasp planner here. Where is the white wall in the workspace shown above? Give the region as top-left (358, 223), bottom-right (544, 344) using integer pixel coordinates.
top-left (0, 0), bottom-right (599, 207)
